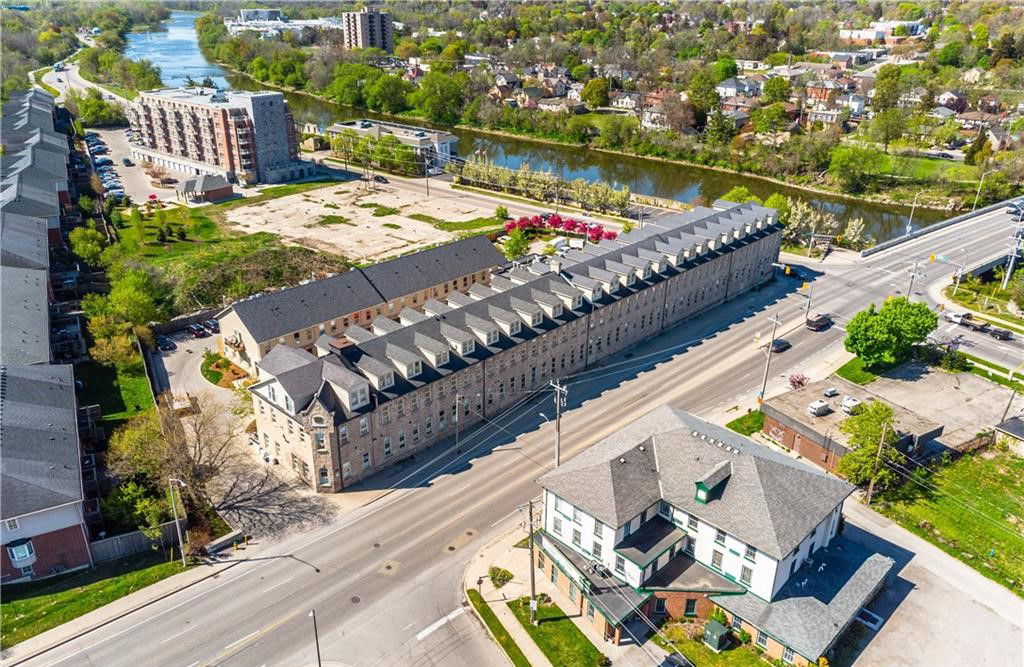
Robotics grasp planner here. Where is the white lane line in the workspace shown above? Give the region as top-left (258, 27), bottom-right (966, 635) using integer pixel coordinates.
top-left (490, 506), bottom-right (520, 527)
top-left (262, 576), bottom-right (295, 593)
top-left (159, 626), bottom-right (193, 644)
top-left (402, 618), bottom-right (421, 631)
top-left (416, 607), bottom-right (466, 641)
top-left (224, 630), bottom-right (259, 650)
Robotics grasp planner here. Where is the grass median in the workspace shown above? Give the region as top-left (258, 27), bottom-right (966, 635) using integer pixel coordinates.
top-left (725, 410), bottom-right (764, 436)
top-left (0, 553), bottom-right (188, 649)
top-left (466, 589), bottom-right (531, 667)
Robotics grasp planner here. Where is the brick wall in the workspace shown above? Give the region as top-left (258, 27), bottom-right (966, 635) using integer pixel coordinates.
top-left (1, 524), bottom-right (91, 582)
top-left (724, 611), bottom-right (812, 666)
top-left (651, 590), bottom-right (717, 620)
top-left (763, 414), bottom-right (842, 472)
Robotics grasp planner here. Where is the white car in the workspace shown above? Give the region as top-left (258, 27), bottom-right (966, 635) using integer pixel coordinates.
top-left (944, 312), bottom-right (966, 324)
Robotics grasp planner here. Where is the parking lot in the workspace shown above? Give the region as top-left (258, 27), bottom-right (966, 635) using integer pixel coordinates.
top-left (87, 127), bottom-right (179, 204)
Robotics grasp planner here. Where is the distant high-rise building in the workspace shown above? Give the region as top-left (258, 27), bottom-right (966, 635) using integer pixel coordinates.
top-left (127, 87), bottom-right (312, 184)
top-left (342, 7), bottom-right (393, 53)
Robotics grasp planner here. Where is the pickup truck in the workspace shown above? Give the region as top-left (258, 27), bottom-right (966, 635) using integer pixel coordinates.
top-left (958, 313), bottom-right (990, 333)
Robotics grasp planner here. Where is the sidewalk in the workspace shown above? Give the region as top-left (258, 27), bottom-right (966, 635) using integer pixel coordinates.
top-left (2, 557), bottom-right (240, 665)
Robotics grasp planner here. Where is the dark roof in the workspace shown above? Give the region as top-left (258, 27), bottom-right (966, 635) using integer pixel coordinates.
top-left (995, 416), bottom-right (1024, 441)
top-left (614, 516), bottom-right (686, 567)
top-left (538, 406), bottom-right (854, 559)
top-left (643, 552), bottom-right (745, 593)
top-left (358, 235), bottom-right (504, 301)
top-left (713, 537), bottom-right (894, 660)
top-left (1, 365), bottom-right (83, 518)
top-left (258, 344), bottom-right (317, 377)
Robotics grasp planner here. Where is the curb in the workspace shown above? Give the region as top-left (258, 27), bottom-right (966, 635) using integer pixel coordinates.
top-left (3, 560), bottom-right (241, 666)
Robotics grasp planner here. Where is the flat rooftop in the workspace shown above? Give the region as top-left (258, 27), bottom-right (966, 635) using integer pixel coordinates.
top-left (764, 376), bottom-right (941, 450)
top-left (327, 119), bottom-right (455, 143)
top-left (138, 87), bottom-right (282, 108)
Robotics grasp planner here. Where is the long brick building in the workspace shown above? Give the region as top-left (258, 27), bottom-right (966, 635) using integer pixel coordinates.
top-left (250, 201), bottom-right (782, 491)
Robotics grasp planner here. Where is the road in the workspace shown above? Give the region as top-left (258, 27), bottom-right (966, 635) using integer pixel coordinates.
top-left (42, 60), bottom-right (130, 107)
top-left (11, 205), bottom-right (1022, 667)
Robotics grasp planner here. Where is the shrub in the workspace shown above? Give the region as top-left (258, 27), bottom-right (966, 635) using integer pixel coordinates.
top-left (495, 205), bottom-right (509, 220)
top-left (710, 608), bottom-right (728, 625)
top-left (738, 629), bottom-right (751, 644)
top-left (489, 566), bottom-right (513, 589)
top-left (939, 349), bottom-right (971, 372)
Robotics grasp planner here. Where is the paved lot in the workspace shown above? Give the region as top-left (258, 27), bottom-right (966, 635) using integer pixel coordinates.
top-left (89, 127), bottom-right (170, 204)
top-left (154, 328), bottom-right (224, 400)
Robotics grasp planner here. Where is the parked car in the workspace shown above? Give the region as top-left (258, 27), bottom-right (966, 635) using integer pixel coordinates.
top-left (203, 319), bottom-right (220, 333)
top-left (808, 399), bottom-right (831, 417)
top-left (187, 323), bottom-right (209, 338)
top-left (373, 175), bottom-right (388, 183)
top-left (841, 396), bottom-right (862, 414)
top-left (661, 653), bottom-right (696, 667)
top-left (770, 338), bottom-right (791, 353)
top-left (94, 158), bottom-right (113, 166)
top-left (122, 157), bottom-right (134, 167)
top-left (156, 335), bottom-right (177, 351)
top-left (989, 327), bottom-right (1012, 341)
top-left (84, 131), bottom-right (99, 139)
top-left (806, 313), bottom-right (833, 331)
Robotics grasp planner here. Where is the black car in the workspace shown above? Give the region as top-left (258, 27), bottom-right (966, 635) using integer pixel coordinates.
top-left (156, 335), bottom-right (177, 351)
top-left (806, 313), bottom-right (833, 331)
top-left (122, 157), bottom-right (134, 167)
top-left (989, 327), bottom-right (1013, 341)
top-left (203, 319), bottom-right (220, 333)
top-left (373, 175), bottom-right (388, 183)
top-left (770, 338), bottom-right (792, 353)
top-left (188, 323), bottom-right (209, 338)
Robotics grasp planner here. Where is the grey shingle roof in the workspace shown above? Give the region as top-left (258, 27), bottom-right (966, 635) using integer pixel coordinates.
top-left (258, 344), bottom-right (317, 377)
top-left (1, 212), bottom-right (48, 271)
top-left (614, 516), bottom-right (685, 566)
top-left (1, 365), bottom-right (83, 518)
top-left (358, 235), bottom-right (504, 301)
top-left (1, 264), bottom-right (51, 366)
top-left (712, 537), bottom-right (894, 660)
top-left (538, 406), bottom-right (853, 559)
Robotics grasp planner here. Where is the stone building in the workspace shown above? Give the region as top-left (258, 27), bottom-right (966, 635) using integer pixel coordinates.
top-left (250, 202), bottom-right (782, 492)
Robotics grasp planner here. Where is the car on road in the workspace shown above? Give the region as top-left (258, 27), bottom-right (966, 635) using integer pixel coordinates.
top-left (373, 175), bottom-right (388, 183)
top-left (935, 152), bottom-right (954, 159)
top-left (187, 323), bottom-right (209, 338)
top-left (944, 311), bottom-right (967, 324)
top-left (203, 319), bottom-right (220, 333)
top-left (122, 157), bottom-right (134, 167)
top-left (806, 313), bottom-right (833, 331)
top-left (156, 335), bottom-right (177, 351)
top-left (989, 327), bottom-right (1012, 341)
top-left (770, 338), bottom-right (791, 353)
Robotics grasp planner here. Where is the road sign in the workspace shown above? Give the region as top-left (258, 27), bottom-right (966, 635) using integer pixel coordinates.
top-left (530, 599), bottom-right (538, 611)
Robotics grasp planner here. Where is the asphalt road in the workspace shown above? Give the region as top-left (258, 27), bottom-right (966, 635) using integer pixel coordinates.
top-left (14, 205), bottom-right (1022, 667)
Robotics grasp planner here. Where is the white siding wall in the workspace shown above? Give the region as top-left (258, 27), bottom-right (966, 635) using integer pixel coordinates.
top-left (0, 503), bottom-right (84, 543)
top-left (771, 503), bottom-right (844, 597)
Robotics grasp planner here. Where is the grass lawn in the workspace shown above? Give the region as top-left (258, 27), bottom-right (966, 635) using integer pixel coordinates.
top-left (579, 112), bottom-right (640, 133)
top-left (508, 596), bottom-right (606, 666)
top-left (875, 448), bottom-right (1024, 597)
top-left (877, 153), bottom-right (979, 181)
top-left (408, 212), bottom-right (506, 233)
top-left (466, 590), bottom-right (531, 667)
top-left (726, 410), bottom-right (764, 436)
top-left (31, 67), bottom-right (61, 97)
top-left (944, 286), bottom-right (1024, 333)
top-left (306, 214), bottom-right (355, 227)
top-left (650, 622), bottom-right (765, 667)
top-left (75, 359), bottom-right (153, 423)
top-left (0, 553), bottom-right (187, 649)
top-left (835, 357), bottom-right (879, 385)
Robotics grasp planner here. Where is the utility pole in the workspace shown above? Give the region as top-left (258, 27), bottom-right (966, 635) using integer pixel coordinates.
top-left (953, 249), bottom-right (968, 296)
top-left (309, 609), bottom-right (322, 667)
top-left (804, 282), bottom-right (813, 319)
top-left (906, 191), bottom-right (923, 236)
top-left (757, 314), bottom-right (783, 406)
top-left (806, 222), bottom-right (817, 257)
top-left (168, 478), bottom-right (186, 566)
top-left (865, 421), bottom-right (890, 506)
top-left (905, 260), bottom-right (921, 298)
top-left (549, 379), bottom-right (567, 467)
top-left (525, 499), bottom-right (538, 625)
top-left (455, 393), bottom-right (462, 453)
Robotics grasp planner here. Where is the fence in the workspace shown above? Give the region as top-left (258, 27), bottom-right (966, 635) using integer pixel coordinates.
top-left (151, 307), bottom-right (222, 335)
top-left (89, 518), bottom-right (187, 563)
top-left (860, 200), bottom-right (1009, 257)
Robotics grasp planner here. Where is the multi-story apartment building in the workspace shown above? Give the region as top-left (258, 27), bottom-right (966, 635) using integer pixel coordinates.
top-left (250, 202), bottom-right (783, 492)
top-left (534, 406), bottom-right (894, 666)
top-left (217, 236), bottom-right (506, 374)
top-left (341, 7), bottom-right (394, 52)
top-left (127, 88), bottom-right (312, 184)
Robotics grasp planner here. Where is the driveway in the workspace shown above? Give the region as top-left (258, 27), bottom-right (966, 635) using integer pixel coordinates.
top-left (153, 329), bottom-right (226, 400)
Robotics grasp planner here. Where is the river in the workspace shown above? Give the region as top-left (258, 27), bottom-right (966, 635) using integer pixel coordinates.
top-left (126, 11), bottom-right (945, 241)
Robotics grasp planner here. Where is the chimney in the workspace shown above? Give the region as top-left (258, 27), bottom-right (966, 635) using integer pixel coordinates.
top-left (549, 258), bottom-right (562, 275)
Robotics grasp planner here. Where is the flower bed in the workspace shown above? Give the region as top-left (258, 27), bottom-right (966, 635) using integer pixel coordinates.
top-left (504, 213), bottom-right (618, 243)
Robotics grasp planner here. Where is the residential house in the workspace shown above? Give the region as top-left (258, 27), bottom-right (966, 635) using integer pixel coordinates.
top-left (534, 406), bottom-right (894, 665)
top-left (830, 54), bottom-right (854, 70)
top-left (402, 65), bottom-right (425, 85)
top-left (249, 203), bottom-right (783, 491)
top-left (987, 128), bottom-right (1014, 152)
top-left (835, 93), bottom-right (866, 116)
top-left (488, 85), bottom-right (516, 103)
top-left (641, 102), bottom-right (669, 130)
top-left (977, 95), bottom-right (1002, 115)
top-left (539, 76), bottom-right (569, 99)
top-left (515, 87), bottom-right (544, 109)
top-left (737, 59), bottom-right (770, 71)
top-left (936, 90), bottom-right (967, 113)
top-left (805, 80), bottom-right (842, 104)
top-left (494, 71), bottom-right (521, 88)
top-left (956, 111), bottom-right (1001, 131)
top-left (537, 97), bottom-right (584, 114)
top-left (720, 96), bottom-right (757, 114)
top-left (835, 76), bottom-right (859, 93)
top-left (610, 91), bottom-right (641, 112)
top-left (930, 106), bottom-right (957, 121)
top-left (723, 110), bottom-right (751, 130)
top-left (768, 66), bottom-right (810, 84)
top-left (962, 67), bottom-right (985, 85)
top-left (807, 105), bottom-right (844, 126)
top-left (716, 77), bottom-right (760, 99)
top-left (567, 82), bottom-right (585, 102)
top-left (897, 87), bottom-right (927, 109)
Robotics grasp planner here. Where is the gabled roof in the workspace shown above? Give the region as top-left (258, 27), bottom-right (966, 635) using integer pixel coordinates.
top-left (538, 406), bottom-right (853, 559)
top-left (1, 364), bottom-right (83, 519)
top-left (359, 235), bottom-right (503, 301)
top-left (258, 344), bottom-right (317, 377)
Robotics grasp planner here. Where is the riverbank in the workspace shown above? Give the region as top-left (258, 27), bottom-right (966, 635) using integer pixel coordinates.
top-left (215, 62), bottom-right (959, 215)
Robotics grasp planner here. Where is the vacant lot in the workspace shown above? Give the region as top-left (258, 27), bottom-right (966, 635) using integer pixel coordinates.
top-left (223, 181), bottom-right (500, 261)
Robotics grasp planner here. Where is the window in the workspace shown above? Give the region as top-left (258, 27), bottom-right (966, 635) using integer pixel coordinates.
top-left (383, 436), bottom-right (392, 458)
top-left (553, 516), bottom-right (563, 535)
top-left (361, 452), bottom-right (370, 470)
top-left (572, 528), bottom-right (582, 546)
top-left (614, 555), bottom-right (625, 574)
top-left (715, 528), bottom-right (726, 545)
top-left (318, 467), bottom-right (330, 486)
top-left (592, 541), bottom-right (602, 559)
top-left (550, 565), bottom-right (558, 585)
top-left (587, 602), bottom-right (596, 620)
top-left (783, 647), bottom-right (795, 664)
top-left (359, 417), bottom-right (368, 436)
top-left (302, 463), bottom-right (310, 478)
top-left (744, 544), bottom-right (756, 561)
top-left (338, 425), bottom-right (349, 444)
top-left (398, 430), bottom-right (406, 449)
top-left (659, 501), bottom-right (671, 518)
top-left (425, 418), bottom-right (432, 436)
top-left (740, 566), bottom-right (753, 586)
top-left (593, 520), bottom-right (603, 537)
top-left (568, 581), bottom-right (578, 601)
top-left (20, 564), bottom-right (34, 576)
top-left (314, 432), bottom-right (326, 451)
top-left (684, 599), bottom-right (697, 616)
top-left (5, 518), bottom-right (18, 531)
top-left (711, 550), bottom-right (723, 570)
top-left (412, 425), bottom-right (420, 443)
top-left (687, 515), bottom-right (698, 531)
top-left (732, 614), bottom-right (744, 630)
top-left (572, 507), bottom-right (581, 524)
top-left (756, 630), bottom-right (768, 648)
top-left (655, 598), bottom-right (667, 614)
top-left (640, 509), bottom-right (647, 523)
top-left (486, 330), bottom-right (499, 345)
top-left (7, 541), bottom-right (34, 562)
top-left (290, 454), bottom-right (299, 471)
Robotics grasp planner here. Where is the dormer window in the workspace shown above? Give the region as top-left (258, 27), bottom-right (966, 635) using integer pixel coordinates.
top-left (510, 320), bottom-right (521, 336)
top-left (531, 312), bottom-right (543, 326)
top-left (643, 267), bottom-right (652, 279)
top-left (552, 304), bottom-right (563, 318)
top-left (408, 360), bottom-right (422, 378)
top-left (313, 416), bottom-right (326, 426)
top-left (572, 295), bottom-right (583, 309)
top-left (487, 330), bottom-right (499, 345)
top-left (625, 273), bottom-right (636, 286)
top-left (350, 385), bottom-right (369, 409)
top-left (437, 350), bottom-right (449, 365)
top-left (461, 339), bottom-right (475, 355)
top-left (592, 289), bottom-right (601, 300)
top-left (268, 385), bottom-right (277, 402)
top-left (380, 372), bottom-right (395, 390)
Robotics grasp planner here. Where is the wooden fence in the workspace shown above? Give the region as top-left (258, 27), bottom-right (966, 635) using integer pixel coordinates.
top-left (89, 518), bottom-right (187, 563)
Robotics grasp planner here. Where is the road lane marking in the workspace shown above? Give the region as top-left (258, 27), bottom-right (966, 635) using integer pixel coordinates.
top-left (402, 618), bottom-right (421, 631)
top-left (490, 506), bottom-right (520, 527)
top-left (262, 576), bottom-right (294, 593)
top-left (159, 626), bottom-right (193, 644)
top-left (224, 631), bottom-right (259, 650)
top-left (415, 608), bottom-right (465, 641)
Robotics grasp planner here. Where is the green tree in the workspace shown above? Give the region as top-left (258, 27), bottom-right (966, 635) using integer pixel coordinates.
top-left (581, 77), bottom-right (610, 108)
top-left (870, 108), bottom-right (906, 153)
top-left (751, 102), bottom-right (790, 135)
top-left (495, 206), bottom-right (509, 220)
top-left (571, 64), bottom-right (592, 82)
top-left (837, 400), bottom-right (903, 489)
top-left (409, 71), bottom-right (465, 124)
top-left (395, 38), bottom-right (420, 59)
top-left (90, 333), bottom-right (138, 369)
top-left (844, 297), bottom-right (937, 367)
top-left (872, 64), bottom-right (901, 111)
top-left (721, 186), bottom-right (762, 205)
top-left (687, 69), bottom-right (720, 118)
top-left (763, 193), bottom-right (792, 224)
top-left (990, 31), bottom-right (1017, 64)
top-left (829, 145), bottom-right (884, 193)
top-left (710, 57), bottom-right (738, 83)
top-left (936, 42), bottom-right (963, 67)
top-left (129, 208), bottom-right (145, 244)
top-left (69, 225), bottom-right (107, 265)
top-left (503, 227), bottom-right (529, 260)
top-left (365, 74), bottom-right (413, 114)
top-left (704, 109), bottom-right (735, 145)
top-left (761, 77), bottom-right (791, 104)
top-left (101, 481), bottom-right (169, 534)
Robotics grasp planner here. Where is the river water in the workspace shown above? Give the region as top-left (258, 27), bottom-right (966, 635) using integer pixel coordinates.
top-left (126, 11), bottom-right (945, 241)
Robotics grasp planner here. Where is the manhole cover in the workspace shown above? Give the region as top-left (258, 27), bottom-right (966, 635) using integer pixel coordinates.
top-left (385, 564), bottom-right (392, 570)
top-left (373, 542), bottom-right (380, 548)
top-left (466, 530), bottom-right (474, 536)
top-left (351, 596), bottom-right (361, 604)
top-left (447, 546), bottom-right (456, 551)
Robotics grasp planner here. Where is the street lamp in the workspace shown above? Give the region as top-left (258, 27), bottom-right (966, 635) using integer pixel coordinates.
top-left (756, 314), bottom-right (783, 405)
top-left (953, 248), bottom-right (968, 296)
top-left (168, 478), bottom-right (187, 567)
top-left (972, 169), bottom-right (997, 212)
top-left (905, 191), bottom-right (924, 236)
top-left (309, 609), bottom-right (322, 667)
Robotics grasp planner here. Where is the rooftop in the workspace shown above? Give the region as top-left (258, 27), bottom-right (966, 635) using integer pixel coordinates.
top-left (327, 118), bottom-right (456, 143)
top-left (137, 87), bottom-right (285, 108)
top-left (614, 515), bottom-right (686, 567)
